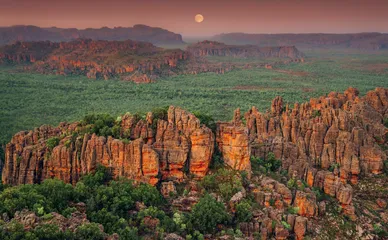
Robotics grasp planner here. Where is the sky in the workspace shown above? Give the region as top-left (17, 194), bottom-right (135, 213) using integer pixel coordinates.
top-left (1, 0), bottom-right (388, 37)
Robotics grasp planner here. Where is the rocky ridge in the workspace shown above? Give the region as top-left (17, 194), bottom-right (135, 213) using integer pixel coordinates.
top-left (187, 41), bottom-right (305, 59)
top-left (0, 39), bottom-right (187, 82)
top-left (0, 39), bottom-right (306, 82)
top-left (213, 32), bottom-right (388, 50)
top-left (0, 25), bottom-right (184, 46)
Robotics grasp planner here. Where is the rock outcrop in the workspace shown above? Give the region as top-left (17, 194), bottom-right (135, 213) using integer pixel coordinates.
top-left (2, 88), bottom-right (387, 227)
top-left (1, 106), bottom-right (214, 186)
top-left (187, 41), bottom-right (305, 60)
top-left (245, 87), bottom-right (387, 183)
top-left (0, 39), bottom-right (187, 82)
top-left (0, 39), bottom-right (307, 82)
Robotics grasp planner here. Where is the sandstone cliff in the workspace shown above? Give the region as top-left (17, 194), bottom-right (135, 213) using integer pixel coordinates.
top-left (1, 107), bottom-right (214, 186)
top-left (2, 88), bottom-right (388, 239)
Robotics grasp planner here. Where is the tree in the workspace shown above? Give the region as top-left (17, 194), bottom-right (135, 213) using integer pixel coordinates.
top-left (33, 224), bottom-right (74, 240)
top-left (190, 194), bottom-right (230, 234)
top-left (235, 200), bottom-right (253, 223)
top-left (75, 223), bottom-right (104, 240)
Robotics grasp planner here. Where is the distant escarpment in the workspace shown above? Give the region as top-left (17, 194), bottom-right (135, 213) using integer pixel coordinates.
top-left (0, 39), bottom-right (188, 82)
top-left (187, 40), bottom-right (305, 59)
top-left (0, 39), bottom-right (306, 82)
top-left (0, 25), bottom-right (184, 45)
top-left (213, 32), bottom-right (388, 50)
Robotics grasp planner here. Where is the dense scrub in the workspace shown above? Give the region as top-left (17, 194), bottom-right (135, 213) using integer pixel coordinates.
top-left (1, 50), bottom-right (388, 144)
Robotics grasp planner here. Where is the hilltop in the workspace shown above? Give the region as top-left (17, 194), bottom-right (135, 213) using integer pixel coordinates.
top-left (213, 33), bottom-right (388, 50)
top-left (0, 25), bottom-right (184, 46)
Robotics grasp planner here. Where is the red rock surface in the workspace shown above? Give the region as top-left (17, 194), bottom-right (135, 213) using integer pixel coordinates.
top-left (1, 106), bottom-right (214, 186)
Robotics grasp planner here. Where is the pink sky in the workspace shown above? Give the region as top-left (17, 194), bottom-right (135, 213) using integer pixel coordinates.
top-left (1, 0), bottom-right (387, 36)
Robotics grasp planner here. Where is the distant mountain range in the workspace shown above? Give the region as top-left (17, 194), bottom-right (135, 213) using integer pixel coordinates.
top-left (212, 32), bottom-right (388, 50)
top-left (0, 25), bottom-right (185, 45)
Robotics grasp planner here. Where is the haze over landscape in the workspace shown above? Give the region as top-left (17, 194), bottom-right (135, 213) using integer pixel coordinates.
top-left (1, 0), bottom-right (388, 36)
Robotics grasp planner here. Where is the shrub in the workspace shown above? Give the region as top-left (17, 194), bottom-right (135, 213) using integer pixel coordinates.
top-left (64, 139), bottom-right (71, 148)
top-left (117, 227), bottom-right (139, 240)
top-left (152, 106), bottom-right (169, 121)
top-left (190, 194), bottom-right (230, 234)
top-left (312, 110), bottom-right (321, 118)
top-left (80, 165), bottom-right (112, 189)
top-left (328, 163), bottom-right (340, 172)
top-left (46, 137), bottom-right (60, 150)
top-left (384, 160), bottom-right (388, 175)
top-left (251, 152), bottom-right (281, 173)
top-left (33, 224), bottom-right (74, 240)
top-left (287, 178), bottom-right (297, 189)
top-left (384, 118), bottom-right (388, 128)
top-left (200, 168), bottom-right (243, 201)
top-left (287, 206), bottom-right (299, 214)
top-left (75, 223), bottom-right (104, 240)
top-left (281, 221), bottom-right (291, 230)
top-left (193, 111), bottom-right (216, 132)
top-left (235, 200), bottom-right (253, 223)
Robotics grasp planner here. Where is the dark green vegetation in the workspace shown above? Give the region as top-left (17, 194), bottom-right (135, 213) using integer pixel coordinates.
top-left (1, 49), bottom-right (388, 144)
top-left (0, 166), bottom-right (161, 239)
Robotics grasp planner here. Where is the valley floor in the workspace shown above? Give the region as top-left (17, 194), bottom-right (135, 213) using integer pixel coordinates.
top-left (0, 49), bottom-right (388, 144)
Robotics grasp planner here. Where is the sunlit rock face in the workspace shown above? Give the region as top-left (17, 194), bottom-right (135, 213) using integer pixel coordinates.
top-left (245, 87), bottom-right (387, 183)
top-left (2, 106), bottom-right (214, 186)
top-left (2, 88), bottom-right (387, 204)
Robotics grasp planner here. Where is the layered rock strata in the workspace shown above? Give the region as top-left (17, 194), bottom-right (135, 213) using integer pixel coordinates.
top-left (2, 107), bottom-right (214, 186)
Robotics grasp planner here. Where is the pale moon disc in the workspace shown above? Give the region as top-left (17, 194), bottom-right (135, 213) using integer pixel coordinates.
top-left (195, 14), bottom-right (204, 23)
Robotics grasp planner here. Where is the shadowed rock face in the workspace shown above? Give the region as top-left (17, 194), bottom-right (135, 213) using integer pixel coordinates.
top-left (1, 107), bottom-right (214, 186)
top-left (187, 41), bottom-right (305, 60)
top-left (0, 25), bottom-right (184, 46)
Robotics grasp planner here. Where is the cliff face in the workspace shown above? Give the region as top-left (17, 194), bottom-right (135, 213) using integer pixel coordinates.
top-left (0, 25), bottom-right (184, 46)
top-left (187, 41), bottom-right (305, 60)
top-left (1, 107), bottom-right (214, 186)
top-left (3, 88), bottom-right (387, 195)
top-left (213, 33), bottom-right (388, 50)
top-left (216, 87), bottom-right (387, 219)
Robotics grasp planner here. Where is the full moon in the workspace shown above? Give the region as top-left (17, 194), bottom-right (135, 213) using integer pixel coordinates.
top-left (195, 14), bottom-right (204, 23)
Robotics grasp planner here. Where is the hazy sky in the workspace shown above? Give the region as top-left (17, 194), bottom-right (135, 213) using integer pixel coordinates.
top-left (1, 0), bottom-right (387, 36)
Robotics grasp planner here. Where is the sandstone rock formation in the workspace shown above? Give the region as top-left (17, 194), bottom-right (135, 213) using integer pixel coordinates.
top-left (1, 106), bottom-right (214, 186)
top-left (0, 39), bottom-right (187, 82)
top-left (0, 39), bottom-right (307, 82)
top-left (244, 87), bottom-right (387, 182)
